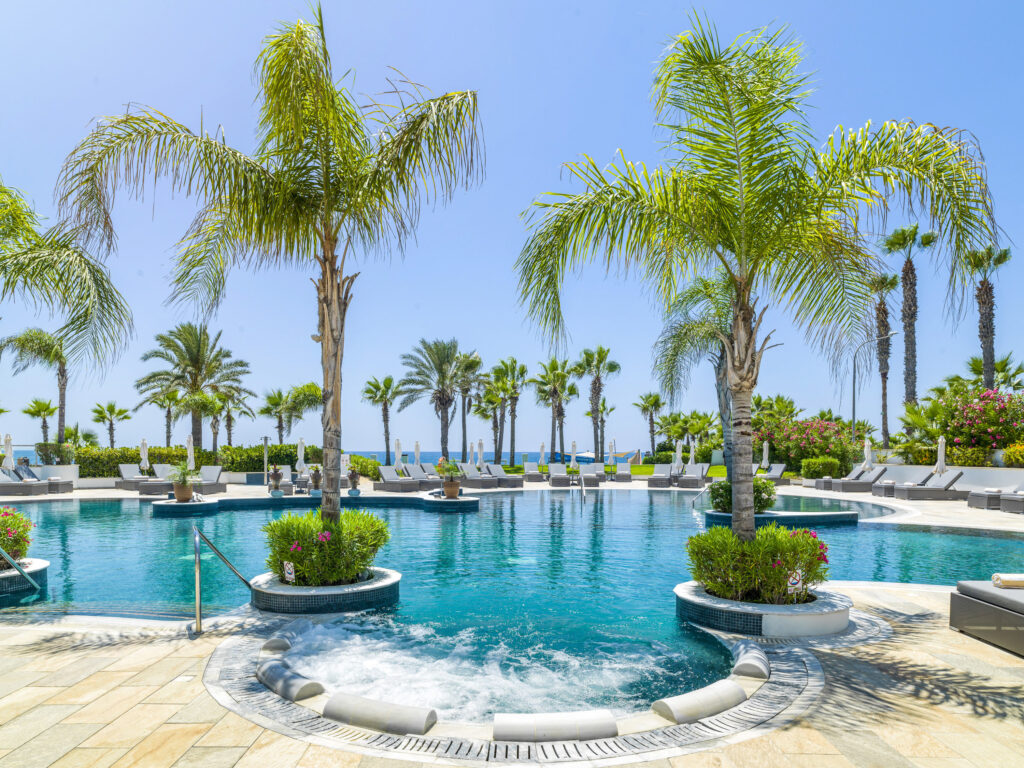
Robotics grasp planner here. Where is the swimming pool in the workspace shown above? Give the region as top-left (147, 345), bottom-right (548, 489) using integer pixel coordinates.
top-left (5, 490), bottom-right (1024, 719)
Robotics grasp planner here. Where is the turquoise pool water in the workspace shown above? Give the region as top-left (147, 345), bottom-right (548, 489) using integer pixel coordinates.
top-left (5, 491), bottom-right (1024, 719)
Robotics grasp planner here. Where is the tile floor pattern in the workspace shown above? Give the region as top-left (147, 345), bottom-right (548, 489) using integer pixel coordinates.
top-left (0, 583), bottom-right (1022, 767)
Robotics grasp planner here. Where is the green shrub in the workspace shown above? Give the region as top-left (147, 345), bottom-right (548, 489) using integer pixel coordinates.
top-left (74, 446), bottom-right (218, 478)
top-left (217, 444), bottom-right (324, 472)
top-left (263, 509), bottom-right (390, 586)
top-left (642, 451), bottom-right (677, 465)
top-left (800, 457), bottom-right (840, 479)
top-left (707, 477), bottom-right (776, 515)
top-left (948, 445), bottom-right (991, 467)
top-left (1002, 443), bottom-right (1024, 468)
top-left (347, 454), bottom-right (381, 480)
top-left (687, 522), bottom-right (830, 604)
top-left (755, 418), bottom-right (858, 474)
top-left (893, 442), bottom-right (937, 465)
top-left (34, 443), bottom-right (75, 465)
top-left (0, 507), bottom-right (33, 561)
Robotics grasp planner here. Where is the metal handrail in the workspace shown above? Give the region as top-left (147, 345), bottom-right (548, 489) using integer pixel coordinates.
top-left (193, 526), bottom-right (251, 634)
top-left (0, 545), bottom-right (40, 591)
top-left (690, 484), bottom-right (712, 509)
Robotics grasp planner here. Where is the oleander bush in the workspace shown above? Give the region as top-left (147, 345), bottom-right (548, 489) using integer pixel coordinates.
top-left (947, 445), bottom-right (991, 467)
top-left (1002, 442), bottom-right (1024, 468)
top-left (0, 507), bottom-right (34, 562)
top-left (687, 522), bottom-right (829, 604)
top-left (263, 509), bottom-right (390, 586)
top-left (707, 477), bottom-right (776, 515)
top-left (34, 443), bottom-right (75, 465)
top-left (939, 387), bottom-right (1024, 451)
top-left (755, 418), bottom-right (858, 474)
top-left (800, 457), bottom-right (841, 479)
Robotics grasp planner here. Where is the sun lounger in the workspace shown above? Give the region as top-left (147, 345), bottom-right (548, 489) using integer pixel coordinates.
top-left (593, 463), bottom-right (607, 481)
top-left (116, 463), bottom-right (150, 491)
top-left (814, 467), bottom-right (863, 491)
top-left (832, 466), bottom-right (887, 493)
top-left (676, 463), bottom-right (709, 489)
top-left (579, 463), bottom-right (602, 487)
top-left (950, 580), bottom-right (1024, 656)
top-left (968, 481), bottom-right (1024, 510)
top-left (548, 463), bottom-right (571, 487)
top-left (893, 470), bottom-right (965, 500)
top-left (1001, 493), bottom-right (1024, 514)
top-left (458, 463), bottom-right (498, 489)
top-left (762, 463), bottom-right (789, 486)
top-left (614, 463), bottom-right (632, 482)
top-left (373, 465), bottom-right (419, 493)
top-left (405, 463), bottom-right (442, 490)
top-left (420, 463), bottom-right (439, 477)
top-left (0, 467), bottom-right (48, 496)
top-left (485, 463), bottom-right (524, 488)
top-left (872, 468), bottom-right (932, 497)
top-left (647, 464), bottom-right (672, 489)
top-left (193, 465), bottom-right (226, 494)
top-left (15, 465), bottom-right (71, 493)
top-left (523, 462), bottom-right (545, 482)
top-left (138, 463), bottom-right (173, 496)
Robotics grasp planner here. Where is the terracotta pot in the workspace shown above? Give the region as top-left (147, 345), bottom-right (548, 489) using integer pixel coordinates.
top-left (443, 480), bottom-right (461, 500)
top-left (173, 483), bottom-right (193, 503)
top-left (311, 469), bottom-right (322, 490)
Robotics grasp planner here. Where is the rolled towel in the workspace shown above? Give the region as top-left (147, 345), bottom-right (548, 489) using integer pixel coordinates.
top-left (984, 488), bottom-right (1002, 494)
top-left (882, 479), bottom-right (896, 484)
top-left (992, 573), bottom-right (1024, 589)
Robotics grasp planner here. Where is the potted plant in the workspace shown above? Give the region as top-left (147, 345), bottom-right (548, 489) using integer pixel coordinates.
top-left (310, 464), bottom-right (322, 490)
top-left (269, 464), bottom-right (283, 490)
top-left (169, 462), bottom-right (198, 502)
top-left (348, 467), bottom-right (360, 496)
top-left (437, 457), bottom-right (461, 499)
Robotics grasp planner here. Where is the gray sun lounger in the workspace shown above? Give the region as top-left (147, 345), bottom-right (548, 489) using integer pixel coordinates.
top-left (579, 464), bottom-right (602, 487)
top-left (968, 481), bottom-right (1024, 510)
top-left (523, 461), bottom-right (545, 482)
top-left (832, 466), bottom-right (887, 493)
top-left (405, 463), bottom-right (442, 490)
top-left (647, 464), bottom-right (672, 489)
top-left (548, 463), bottom-right (571, 487)
top-left (15, 465), bottom-right (71, 493)
top-left (893, 470), bottom-right (965, 500)
top-left (459, 463), bottom-right (498, 489)
top-left (116, 463), bottom-right (150, 491)
top-left (872, 468), bottom-right (933, 497)
top-left (951, 580), bottom-right (1024, 657)
top-left (676, 463), bottom-right (709, 489)
top-left (485, 463), bottom-right (524, 488)
top-left (614, 463), bottom-right (632, 482)
top-left (0, 467), bottom-right (49, 495)
top-left (373, 465), bottom-right (419, 493)
top-left (192, 465), bottom-right (226, 494)
top-left (814, 467), bottom-right (863, 491)
top-left (139, 463), bottom-right (174, 496)
top-left (1000, 493), bottom-right (1024, 514)
top-left (762, 463), bottom-right (789, 486)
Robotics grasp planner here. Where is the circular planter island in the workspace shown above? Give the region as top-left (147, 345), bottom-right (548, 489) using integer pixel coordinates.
top-left (0, 558), bottom-right (48, 595)
top-left (675, 580), bottom-right (851, 637)
top-left (704, 509), bottom-right (859, 528)
top-left (251, 566), bottom-right (401, 614)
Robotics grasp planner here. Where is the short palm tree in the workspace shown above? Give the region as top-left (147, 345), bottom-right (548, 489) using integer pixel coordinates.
top-left (455, 353), bottom-right (483, 462)
top-left (135, 323), bottom-right (252, 449)
top-left (867, 274), bottom-right (899, 446)
top-left (0, 329), bottom-right (71, 443)
top-left (221, 391), bottom-right (254, 447)
top-left (494, 358), bottom-right (528, 466)
top-left (945, 354), bottom-right (1024, 392)
top-left (633, 393), bottom-right (664, 458)
top-left (964, 245), bottom-right (1011, 389)
top-left (472, 382), bottom-right (503, 464)
top-left (398, 339), bottom-right (462, 458)
top-left (517, 20), bottom-right (992, 539)
top-left (259, 390), bottom-right (291, 445)
top-left (362, 376), bottom-right (401, 465)
top-left (23, 398), bottom-right (57, 443)
top-left (284, 383), bottom-right (323, 435)
top-left (881, 224), bottom-right (937, 407)
top-left (134, 388), bottom-right (180, 447)
top-left (571, 347), bottom-right (620, 461)
top-left (63, 422), bottom-right (99, 448)
top-left (91, 401), bottom-right (130, 449)
top-left (56, 6), bottom-right (482, 522)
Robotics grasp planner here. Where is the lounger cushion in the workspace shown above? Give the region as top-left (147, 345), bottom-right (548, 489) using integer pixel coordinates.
top-left (957, 581), bottom-right (1024, 615)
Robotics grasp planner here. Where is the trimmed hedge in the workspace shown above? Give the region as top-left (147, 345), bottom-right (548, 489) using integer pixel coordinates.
top-left (800, 457), bottom-right (841, 479)
top-left (75, 446), bottom-right (218, 478)
top-left (707, 477), bottom-right (776, 515)
top-left (947, 445), bottom-right (991, 467)
top-left (218, 444), bottom-right (323, 472)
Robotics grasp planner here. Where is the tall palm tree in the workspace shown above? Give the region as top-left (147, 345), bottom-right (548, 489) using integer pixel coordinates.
top-left (472, 379), bottom-right (502, 464)
top-left (494, 358), bottom-right (528, 466)
top-left (1, 178), bottom-right (132, 360)
top-left (398, 339), bottom-right (462, 459)
top-left (587, 397), bottom-right (614, 460)
top-left (530, 358), bottom-right (573, 460)
top-left (571, 347), bottom-right (620, 462)
top-left (134, 388), bottom-right (181, 447)
top-left (362, 376), bottom-right (401, 465)
top-left (56, 6), bottom-right (482, 522)
top-left (945, 354), bottom-right (1024, 392)
top-left (0, 329), bottom-right (71, 443)
top-left (135, 323), bottom-right (252, 450)
top-left (867, 273), bottom-right (899, 447)
top-left (633, 393), bottom-right (664, 458)
top-left (23, 398), bottom-right (57, 443)
top-left (91, 401), bottom-right (130, 449)
top-left (487, 368), bottom-right (512, 465)
top-left (964, 245), bottom-right (1011, 389)
top-left (455, 353), bottom-right (483, 462)
top-left (259, 390), bottom-right (290, 445)
top-left (517, 19), bottom-right (992, 539)
top-left (881, 224), bottom-right (938, 407)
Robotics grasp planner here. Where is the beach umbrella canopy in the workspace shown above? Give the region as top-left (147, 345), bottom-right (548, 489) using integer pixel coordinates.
top-left (570, 440), bottom-right (577, 469)
top-left (862, 437), bottom-right (873, 470)
top-left (186, 434), bottom-right (195, 470)
top-left (477, 439), bottom-right (484, 468)
top-left (140, 439), bottom-right (150, 471)
top-left (296, 438), bottom-right (306, 474)
top-left (609, 439), bottom-right (615, 462)
top-left (467, 442), bottom-right (474, 467)
top-left (687, 437), bottom-right (696, 467)
top-left (936, 436), bottom-right (947, 475)
top-left (673, 440), bottom-right (683, 473)
top-left (539, 442), bottom-right (545, 465)
top-left (414, 441), bottom-right (420, 465)
top-left (2, 435), bottom-right (13, 471)
top-left (761, 440), bottom-right (769, 469)
top-left (395, 438), bottom-right (401, 465)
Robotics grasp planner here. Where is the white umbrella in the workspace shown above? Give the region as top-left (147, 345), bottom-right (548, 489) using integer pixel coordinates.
top-left (861, 437), bottom-right (873, 471)
top-left (395, 438), bottom-right (401, 466)
top-left (477, 438), bottom-right (484, 469)
top-left (687, 436), bottom-right (696, 467)
top-left (570, 440), bottom-right (577, 469)
top-left (414, 441), bottom-right (421, 466)
top-left (761, 440), bottom-right (769, 469)
top-left (673, 439), bottom-right (683, 473)
top-left (139, 439), bottom-right (150, 471)
top-left (468, 442), bottom-right (475, 467)
top-left (186, 434), bottom-right (195, 470)
top-left (2, 435), bottom-right (13, 471)
top-left (296, 438), bottom-right (306, 474)
top-left (609, 439), bottom-right (615, 462)
top-left (935, 436), bottom-right (947, 475)
top-left (540, 442), bottom-right (546, 466)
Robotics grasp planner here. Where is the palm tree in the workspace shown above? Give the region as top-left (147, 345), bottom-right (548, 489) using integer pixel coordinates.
top-left (455, 353), bottom-right (483, 462)
top-left (398, 339), bottom-right (462, 459)
top-left (259, 390), bottom-right (290, 445)
top-left (945, 354), bottom-right (1024, 392)
top-left (0, 329), bottom-right (71, 443)
top-left (285, 383), bottom-right (323, 435)
top-left (63, 423), bottom-right (99, 448)
top-left (964, 245), bottom-right (1011, 389)
top-left (1, 178), bottom-right (132, 360)
top-left (571, 347), bottom-right (620, 462)
top-left (587, 397), bottom-right (614, 460)
top-left (881, 224), bottom-right (938, 407)
top-left (530, 358), bottom-right (573, 460)
top-left (362, 376), bottom-right (401, 465)
top-left (134, 388), bottom-right (181, 447)
top-left (472, 380), bottom-right (502, 464)
top-left (135, 323), bottom-right (252, 449)
top-left (867, 273), bottom-right (899, 447)
top-left (23, 399), bottom-right (57, 443)
top-left (221, 391), bottom-right (254, 446)
top-left (487, 369), bottom-right (512, 465)
top-left (56, 6), bottom-right (482, 523)
top-left (633, 393), bottom-right (664, 457)
top-left (517, 20), bottom-right (992, 539)
top-left (493, 358), bottom-right (528, 466)
top-left (90, 401), bottom-right (130, 449)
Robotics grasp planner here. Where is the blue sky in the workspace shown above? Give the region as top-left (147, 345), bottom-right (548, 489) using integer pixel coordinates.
top-left (1, 1), bottom-right (1020, 454)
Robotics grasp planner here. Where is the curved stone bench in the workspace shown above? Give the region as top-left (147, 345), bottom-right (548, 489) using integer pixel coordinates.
top-left (651, 679), bottom-right (747, 724)
top-left (323, 692), bottom-right (437, 736)
top-left (492, 710), bottom-right (617, 742)
top-left (261, 618), bottom-right (314, 652)
top-left (251, 567), bottom-right (401, 614)
top-left (730, 639), bottom-right (770, 679)
top-left (255, 659), bottom-right (324, 701)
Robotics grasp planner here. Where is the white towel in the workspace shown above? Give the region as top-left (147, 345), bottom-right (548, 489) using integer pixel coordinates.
top-left (992, 573), bottom-right (1024, 589)
top-left (984, 488), bottom-right (1002, 494)
top-left (882, 479), bottom-right (895, 484)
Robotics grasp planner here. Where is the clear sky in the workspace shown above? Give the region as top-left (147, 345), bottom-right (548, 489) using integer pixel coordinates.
top-left (1, 1), bottom-right (1020, 454)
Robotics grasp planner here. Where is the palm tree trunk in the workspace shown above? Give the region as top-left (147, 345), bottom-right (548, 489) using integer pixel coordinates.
top-left (41, 416), bottom-right (49, 444)
top-left (491, 413), bottom-right (499, 463)
top-left (56, 363), bottom-right (68, 444)
top-left (211, 416), bottom-right (220, 454)
top-left (440, 403), bottom-right (451, 459)
top-left (590, 378), bottom-right (601, 461)
top-left (557, 401), bottom-right (566, 459)
top-left (714, 352), bottom-right (733, 481)
top-left (509, 397), bottom-right (517, 466)
top-left (461, 395), bottom-right (468, 461)
top-left (550, 402), bottom-right (557, 463)
top-left (165, 407), bottom-right (173, 447)
top-left (276, 416), bottom-right (284, 445)
top-left (876, 299), bottom-right (892, 448)
top-left (496, 402), bottom-right (506, 465)
top-left (648, 413), bottom-right (656, 456)
top-left (108, 421), bottom-right (115, 450)
top-left (599, 415), bottom-right (606, 464)
top-left (191, 411), bottom-right (203, 450)
top-left (978, 278), bottom-right (995, 389)
top-left (226, 411), bottom-right (234, 446)
top-left (382, 404), bottom-right (391, 466)
top-left (901, 258), bottom-right (917, 406)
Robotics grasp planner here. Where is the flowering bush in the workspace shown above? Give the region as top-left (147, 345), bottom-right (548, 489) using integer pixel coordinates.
top-left (0, 507), bottom-right (34, 562)
top-left (707, 478), bottom-right (776, 514)
top-left (1002, 442), bottom-right (1024, 468)
top-left (936, 387), bottom-right (1024, 451)
top-left (263, 509), bottom-right (390, 586)
top-left (687, 522), bottom-right (830, 604)
top-left (755, 418), bottom-right (858, 474)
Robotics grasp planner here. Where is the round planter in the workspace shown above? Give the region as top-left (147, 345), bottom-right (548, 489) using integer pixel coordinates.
top-left (173, 483), bottom-right (193, 503)
top-left (347, 489), bottom-right (360, 497)
top-left (674, 581), bottom-right (851, 637)
top-left (250, 566), bottom-right (400, 614)
top-left (442, 480), bottom-right (461, 500)
top-left (705, 509), bottom-right (859, 528)
top-left (0, 558), bottom-right (48, 595)
top-left (152, 498), bottom-right (219, 516)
